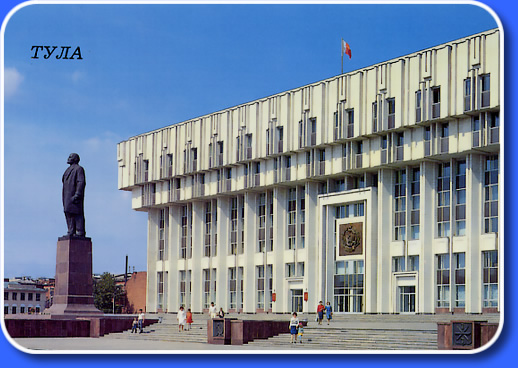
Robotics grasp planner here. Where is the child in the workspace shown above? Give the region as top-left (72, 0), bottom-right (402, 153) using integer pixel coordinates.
top-left (289, 312), bottom-right (299, 344)
top-left (131, 318), bottom-right (138, 333)
top-left (186, 308), bottom-right (193, 331)
top-left (297, 322), bottom-right (304, 343)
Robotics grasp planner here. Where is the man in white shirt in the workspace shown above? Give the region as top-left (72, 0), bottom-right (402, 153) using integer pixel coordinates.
top-left (138, 309), bottom-right (145, 333)
top-left (209, 302), bottom-right (217, 318)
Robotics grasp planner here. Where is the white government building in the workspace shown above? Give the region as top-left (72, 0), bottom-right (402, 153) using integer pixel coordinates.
top-left (117, 29), bottom-right (501, 315)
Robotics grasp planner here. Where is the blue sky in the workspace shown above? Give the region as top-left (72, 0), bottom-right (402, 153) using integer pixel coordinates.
top-left (1, 2), bottom-right (499, 280)
top-left (0, 0), bottom-right (516, 364)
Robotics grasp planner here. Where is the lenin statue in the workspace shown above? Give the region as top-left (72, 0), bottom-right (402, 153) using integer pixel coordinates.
top-left (62, 153), bottom-right (86, 237)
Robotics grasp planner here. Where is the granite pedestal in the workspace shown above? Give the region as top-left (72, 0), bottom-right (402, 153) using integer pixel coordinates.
top-left (47, 236), bottom-right (102, 316)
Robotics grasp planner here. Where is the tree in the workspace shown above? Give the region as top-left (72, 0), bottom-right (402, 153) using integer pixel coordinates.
top-left (93, 272), bottom-right (125, 314)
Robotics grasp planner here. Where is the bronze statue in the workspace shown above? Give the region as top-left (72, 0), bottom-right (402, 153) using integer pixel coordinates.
top-left (62, 153), bottom-right (86, 237)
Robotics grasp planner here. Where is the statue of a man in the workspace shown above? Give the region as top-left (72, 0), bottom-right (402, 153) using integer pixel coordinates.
top-left (62, 153), bottom-right (86, 237)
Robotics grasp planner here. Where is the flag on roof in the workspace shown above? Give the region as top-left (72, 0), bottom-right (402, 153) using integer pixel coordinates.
top-left (342, 40), bottom-right (352, 59)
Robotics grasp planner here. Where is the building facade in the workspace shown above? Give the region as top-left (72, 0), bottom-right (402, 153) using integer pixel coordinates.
top-left (117, 29), bottom-right (501, 315)
top-left (4, 279), bottom-right (47, 315)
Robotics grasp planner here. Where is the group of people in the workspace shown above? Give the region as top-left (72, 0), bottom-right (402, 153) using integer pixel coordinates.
top-left (131, 309), bottom-right (146, 334)
top-left (176, 306), bottom-right (194, 332)
top-left (289, 301), bottom-right (333, 344)
top-left (208, 302), bottom-right (226, 319)
top-left (316, 301), bottom-right (333, 325)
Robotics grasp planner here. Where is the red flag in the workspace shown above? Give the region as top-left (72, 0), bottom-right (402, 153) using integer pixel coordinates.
top-left (342, 40), bottom-right (352, 59)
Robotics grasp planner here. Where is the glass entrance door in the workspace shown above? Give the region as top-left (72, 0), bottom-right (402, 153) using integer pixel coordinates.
top-left (291, 289), bottom-right (303, 313)
top-left (399, 286), bottom-right (416, 313)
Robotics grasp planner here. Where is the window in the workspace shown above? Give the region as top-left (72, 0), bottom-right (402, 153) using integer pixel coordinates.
top-left (381, 135), bottom-right (389, 164)
top-left (256, 266), bottom-right (265, 310)
top-left (268, 192), bottom-right (274, 252)
top-left (35, 293), bottom-right (41, 302)
top-left (334, 260), bottom-right (364, 313)
top-left (287, 188), bottom-right (297, 250)
top-left (299, 188), bottom-right (305, 249)
top-left (254, 162), bottom-right (260, 186)
top-left (310, 118), bottom-right (317, 145)
top-left (431, 87), bottom-right (440, 119)
top-left (440, 123), bottom-right (449, 153)
top-left (455, 161), bottom-right (466, 236)
top-left (394, 169), bottom-right (406, 241)
top-left (488, 112), bottom-right (499, 144)
top-left (437, 163), bottom-right (451, 237)
top-left (286, 263), bottom-right (295, 277)
top-left (191, 148), bottom-right (198, 171)
top-left (424, 126), bottom-right (431, 156)
top-left (166, 154), bottom-right (173, 177)
top-left (208, 143), bottom-right (213, 167)
top-left (480, 74), bottom-right (490, 108)
top-left (372, 102), bottom-right (378, 132)
top-left (246, 134), bottom-right (253, 159)
top-left (266, 128), bottom-right (270, 155)
top-left (387, 98), bottom-right (395, 129)
top-left (230, 198), bottom-right (238, 255)
top-left (229, 267), bottom-right (237, 310)
top-left (454, 253), bottom-right (465, 308)
top-left (482, 251), bottom-right (498, 308)
top-left (436, 254), bottom-right (450, 308)
top-left (217, 141), bottom-right (224, 166)
top-left (318, 149), bottom-right (325, 175)
top-left (12, 292), bottom-right (17, 301)
top-left (464, 78), bottom-right (472, 111)
top-left (20, 293), bottom-right (25, 301)
top-left (240, 197), bottom-right (245, 254)
top-left (276, 126), bottom-right (284, 153)
top-left (4, 306), bottom-right (7, 315)
top-left (12, 306), bottom-right (17, 314)
top-left (297, 262), bottom-right (305, 277)
top-left (202, 269), bottom-right (211, 309)
top-left (257, 193), bottom-right (266, 252)
top-left (204, 202), bottom-right (212, 257)
top-left (395, 132), bottom-right (404, 161)
top-left (158, 208), bottom-right (168, 261)
top-left (299, 120), bottom-right (305, 148)
top-left (415, 90), bottom-right (422, 122)
top-left (355, 141), bottom-right (363, 168)
top-left (484, 156), bottom-right (498, 233)
top-left (143, 159), bottom-right (149, 181)
top-left (4, 292), bottom-right (7, 301)
top-left (157, 271), bottom-right (166, 311)
top-left (346, 109), bottom-right (354, 138)
top-left (267, 265), bottom-right (273, 310)
top-left (180, 205), bottom-right (188, 259)
top-left (410, 168), bottom-right (420, 240)
top-left (472, 116), bottom-right (481, 147)
top-left (392, 256), bottom-right (405, 272)
top-left (179, 271), bottom-right (186, 307)
top-left (408, 255), bottom-right (419, 271)
top-left (28, 293), bottom-right (33, 301)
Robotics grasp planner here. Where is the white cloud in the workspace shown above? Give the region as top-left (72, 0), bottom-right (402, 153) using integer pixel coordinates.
top-left (4, 67), bottom-right (24, 98)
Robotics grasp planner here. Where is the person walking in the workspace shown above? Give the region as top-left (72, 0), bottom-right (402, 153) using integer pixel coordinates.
top-left (289, 312), bottom-right (299, 344)
top-left (186, 308), bottom-right (193, 331)
top-left (138, 309), bottom-right (145, 333)
top-left (325, 301), bottom-right (333, 325)
top-left (317, 301), bottom-right (325, 325)
top-left (177, 306), bottom-right (186, 332)
top-left (297, 322), bottom-right (304, 344)
top-left (131, 318), bottom-right (138, 333)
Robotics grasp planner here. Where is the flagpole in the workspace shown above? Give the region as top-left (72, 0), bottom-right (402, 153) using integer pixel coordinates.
top-left (341, 38), bottom-right (344, 74)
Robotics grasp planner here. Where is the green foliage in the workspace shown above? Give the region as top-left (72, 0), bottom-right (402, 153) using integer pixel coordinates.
top-left (93, 272), bottom-right (125, 314)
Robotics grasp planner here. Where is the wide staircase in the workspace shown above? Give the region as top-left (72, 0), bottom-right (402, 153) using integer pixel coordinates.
top-left (103, 313), bottom-right (500, 350)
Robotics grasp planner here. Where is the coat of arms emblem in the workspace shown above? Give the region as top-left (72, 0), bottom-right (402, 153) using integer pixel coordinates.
top-left (339, 222), bottom-right (363, 256)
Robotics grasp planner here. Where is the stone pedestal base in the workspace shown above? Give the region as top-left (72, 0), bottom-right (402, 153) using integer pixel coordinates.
top-left (47, 236), bottom-right (102, 316)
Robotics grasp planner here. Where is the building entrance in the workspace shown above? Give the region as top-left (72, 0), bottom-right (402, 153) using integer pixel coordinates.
top-left (291, 289), bottom-right (303, 313)
top-left (398, 286), bottom-right (416, 313)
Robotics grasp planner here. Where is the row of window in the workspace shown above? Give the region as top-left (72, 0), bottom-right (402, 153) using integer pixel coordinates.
top-left (393, 155), bottom-right (498, 241)
top-left (4, 291), bottom-right (42, 301)
top-left (4, 305), bottom-right (42, 314)
top-left (134, 73), bottom-right (493, 187)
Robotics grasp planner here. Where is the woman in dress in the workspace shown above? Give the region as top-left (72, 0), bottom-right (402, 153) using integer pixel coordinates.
top-left (177, 306), bottom-right (187, 332)
top-left (289, 312), bottom-right (299, 343)
top-left (325, 301), bottom-right (333, 325)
